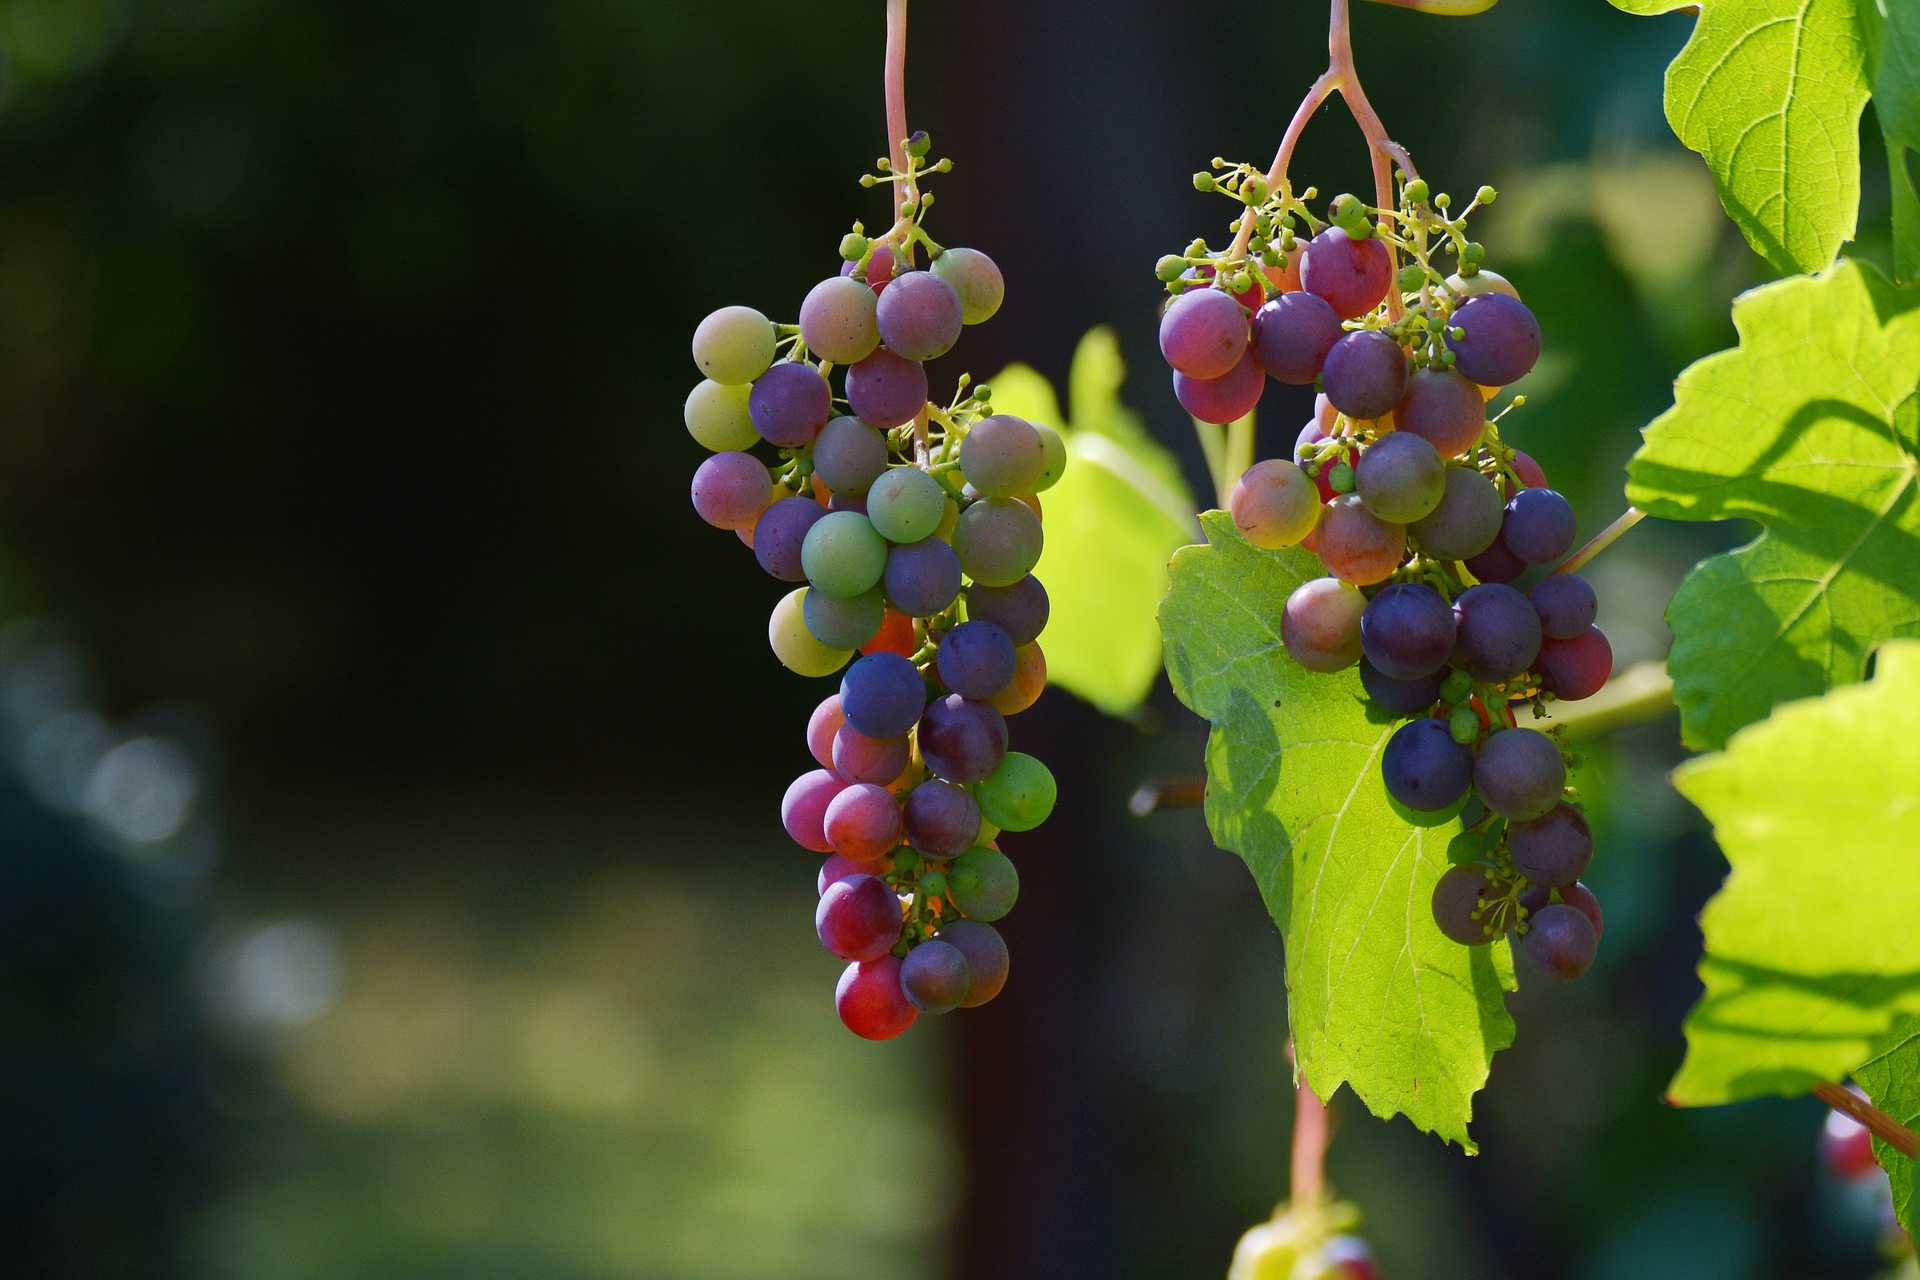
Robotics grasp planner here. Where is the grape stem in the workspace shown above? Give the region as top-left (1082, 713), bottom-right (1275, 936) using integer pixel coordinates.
top-left (1812, 1081), bottom-right (1917, 1159)
top-left (884, 0), bottom-right (915, 214)
top-left (1291, 1064), bottom-right (1331, 1204)
top-left (1555, 506), bottom-right (1647, 576)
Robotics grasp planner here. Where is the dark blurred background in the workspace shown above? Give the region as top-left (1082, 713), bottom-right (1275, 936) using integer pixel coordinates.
top-left (0, 1), bottom-right (1908, 1276)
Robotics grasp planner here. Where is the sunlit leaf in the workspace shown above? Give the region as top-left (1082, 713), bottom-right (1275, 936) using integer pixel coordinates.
top-left (1864, 0), bottom-right (1920, 281)
top-left (1854, 1015), bottom-right (1920, 1235)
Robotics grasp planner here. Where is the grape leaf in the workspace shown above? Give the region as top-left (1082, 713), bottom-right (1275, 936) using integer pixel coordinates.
top-left (1608, 0), bottom-right (1869, 276)
top-left (1854, 1015), bottom-right (1920, 1235)
top-left (988, 330), bottom-right (1198, 718)
top-left (1624, 258), bottom-right (1920, 751)
top-left (1160, 512), bottom-right (1516, 1151)
top-left (1864, 0), bottom-right (1920, 281)
top-left (1666, 640), bottom-right (1920, 1105)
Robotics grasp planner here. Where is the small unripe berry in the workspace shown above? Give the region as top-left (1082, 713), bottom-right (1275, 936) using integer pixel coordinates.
top-left (840, 232), bottom-right (870, 261)
top-left (1194, 172), bottom-right (1216, 192)
top-left (1404, 178), bottom-right (1431, 205)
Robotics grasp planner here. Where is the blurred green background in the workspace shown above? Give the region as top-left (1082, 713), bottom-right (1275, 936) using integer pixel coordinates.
top-left (0, 0), bottom-right (1908, 1276)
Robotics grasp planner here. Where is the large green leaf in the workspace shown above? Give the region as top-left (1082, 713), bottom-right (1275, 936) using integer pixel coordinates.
top-left (1624, 258), bottom-right (1920, 751)
top-left (988, 330), bottom-right (1197, 718)
top-left (1667, 640), bottom-right (1920, 1105)
top-left (1609, 0), bottom-right (1869, 276)
top-left (1854, 1015), bottom-right (1920, 1235)
top-left (1160, 512), bottom-right (1516, 1151)
top-left (1863, 0), bottom-right (1920, 281)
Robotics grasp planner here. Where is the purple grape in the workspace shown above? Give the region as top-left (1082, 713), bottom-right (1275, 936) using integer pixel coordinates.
top-left (882, 538), bottom-right (962, 616)
top-left (1300, 226), bottom-right (1392, 319)
top-left (1282, 576), bottom-right (1365, 672)
top-left (1472, 727), bottom-right (1565, 821)
top-left (1558, 881), bottom-right (1604, 941)
top-left (917, 694), bottom-right (1007, 783)
top-left (1431, 863), bottom-right (1502, 944)
top-left (1445, 293), bottom-right (1540, 386)
top-left (836, 955), bottom-right (917, 1039)
top-left (1360, 582), bottom-right (1456, 680)
top-left (1172, 349), bottom-right (1265, 424)
top-left (816, 852), bottom-right (866, 896)
top-left (1321, 330), bottom-right (1408, 421)
top-left (690, 451), bottom-right (771, 530)
top-left (798, 275), bottom-right (881, 364)
top-left (1508, 802), bottom-right (1593, 887)
top-left (813, 416), bottom-right (889, 495)
top-left (828, 492), bottom-right (868, 515)
top-left (846, 347), bottom-right (928, 429)
top-left (748, 361), bottom-right (831, 447)
top-left (1501, 488), bottom-right (1577, 563)
top-left (839, 652), bottom-right (928, 739)
top-left (1408, 466), bottom-right (1503, 561)
top-left (1382, 718), bottom-right (1473, 811)
top-left (960, 415), bottom-right (1047, 497)
top-left (1359, 659), bottom-right (1446, 717)
top-left (831, 723), bottom-right (910, 785)
top-left (1315, 495), bottom-right (1406, 586)
top-left (899, 938), bottom-right (972, 1013)
top-left (781, 768), bottom-right (846, 852)
top-left (1536, 626), bottom-right (1613, 701)
top-left (1353, 430), bottom-right (1445, 522)
top-left (1521, 903), bottom-right (1597, 979)
top-left (937, 920), bottom-right (1009, 1007)
top-left (902, 779), bottom-right (980, 858)
top-left (841, 243), bottom-right (896, 292)
top-left (1158, 287), bottom-right (1249, 379)
top-left (1250, 291), bottom-right (1342, 383)
top-left (1451, 582), bottom-right (1543, 681)
top-left (1529, 574), bottom-right (1598, 639)
top-left (1394, 368), bottom-right (1486, 457)
top-left (936, 620), bottom-right (1016, 699)
top-left (876, 270), bottom-right (965, 360)
top-left (816, 874), bottom-right (902, 961)
top-left (1463, 536), bottom-right (1525, 584)
top-left (964, 575), bottom-right (1048, 646)
top-left (753, 496), bottom-right (827, 582)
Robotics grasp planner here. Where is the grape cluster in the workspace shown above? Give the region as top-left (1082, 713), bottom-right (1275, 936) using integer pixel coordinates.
top-left (686, 134), bottom-right (1059, 1039)
top-left (1157, 164), bottom-right (1613, 981)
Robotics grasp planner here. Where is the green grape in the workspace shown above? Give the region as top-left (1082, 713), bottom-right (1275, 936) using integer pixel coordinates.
top-left (866, 465), bottom-right (948, 543)
top-left (976, 751), bottom-right (1054, 831)
top-left (930, 247), bottom-right (1006, 325)
top-left (960, 416), bottom-right (1046, 497)
top-left (770, 588), bottom-right (853, 676)
top-left (691, 305), bottom-right (776, 385)
top-left (1032, 423), bottom-right (1067, 492)
top-left (947, 847), bottom-right (1019, 921)
top-left (684, 379), bottom-right (759, 451)
top-left (800, 511), bottom-right (888, 598)
top-left (802, 587), bottom-right (885, 649)
top-left (953, 497), bottom-right (1043, 587)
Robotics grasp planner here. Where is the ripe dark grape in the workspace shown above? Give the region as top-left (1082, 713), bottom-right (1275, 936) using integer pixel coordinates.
top-left (813, 416), bottom-right (889, 494)
top-left (754, 496), bottom-right (827, 582)
top-left (1463, 536), bottom-right (1525, 584)
top-left (691, 451), bottom-right (772, 530)
top-left (937, 920), bottom-right (1009, 1007)
top-left (1508, 802), bottom-right (1593, 886)
top-left (1359, 659), bottom-right (1446, 716)
top-left (917, 693), bottom-right (1008, 782)
top-left (839, 652), bottom-right (928, 739)
top-left (1445, 292), bottom-right (1541, 386)
top-left (1432, 863), bottom-right (1504, 944)
top-left (692, 305), bottom-right (777, 384)
top-left (899, 939), bottom-right (972, 1013)
top-left (903, 779), bottom-right (980, 858)
top-left (823, 781), bottom-right (904, 860)
top-left (1508, 448), bottom-right (1549, 492)
top-left (882, 538), bottom-right (962, 615)
top-left (1360, 582), bottom-right (1456, 680)
top-left (782, 768), bottom-right (847, 853)
top-left (1250, 290), bottom-right (1343, 384)
top-left (831, 723), bottom-right (909, 785)
top-left (953, 497), bottom-right (1044, 587)
top-left (1382, 718), bottom-right (1473, 811)
top-left (1408, 466), bottom-right (1503, 560)
top-left (1321, 330), bottom-right (1408, 421)
top-left (1451, 582), bottom-right (1543, 681)
top-left (1354, 430), bottom-right (1445, 522)
top-left (1529, 574), bottom-right (1598, 639)
top-left (1501, 488), bottom-right (1577, 564)
top-left (1521, 903), bottom-right (1597, 980)
top-left (1230, 459), bottom-right (1320, 549)
top-left (815, 874), bottom-right (903, 960)
top-left (1472, 727), bottom-right (1565, 821)
top-left (1394, 368), bottom-right (1486, 457)
top-left (835, 955), bottom-right (918, 1039)
top-left (816, 852), bottom-right (866, 896)
top-left (1159, 286), bottom-right (1250, 379)
top-left (845, 347), bottom-right (928, 429)
top-left (1282, 576), bottom-right (1366, 672)
top-left (936, 620), bottom-right (1017, 699)
top-left (1536, 626), bottom-right (1613, 701)
top-left (1315, 495), bottom-right (1406, 586)
top-left (1300, 226), bottom-right (1392, 318)
top-left (961, 415), bottom-right (1046, 497)
top-left (948, 847), bottom-right (1019, 920)
top-left (875, 270), bottom-right (965, 360)
top-left (799, 275), bottom-right (881, 363)
top-left (1173, 350), bottom-right (1266, 424)
top-left (964, 575), bottom-right (1049, 646)
top-left (930, 247), bottom-right (1005, 325)
top-left (749, 360), bottom-right (832, 447)
top-left (1556, 881), bottom-right (1604, 941)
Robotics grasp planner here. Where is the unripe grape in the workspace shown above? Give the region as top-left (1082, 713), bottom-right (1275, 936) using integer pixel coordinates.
top-left (1229, 459), bottom-right (1320, 549)
top-left (1394, 367), bottom-right (1486, 457)
top-left (937, 921), bottom-right (1009, 1007)
top-left (1314, 495), bottom-right (1407, 586)
top-left (976, 751), bottom-right (1055, 831)
top-left (799, 275), bottom-right (882, 363)
top-left (770, 588), bottom-right (853, 677)
top-left (1446, 267), bottom-right (1520, 300)
top-left (948, 847), bottom-right (1020, 919)
top-left (813, 416), bottom-right (890, 495)
top-left (1408, 466), bottom-right (1503, 560)
top-left (866, 466), bottom-right (947, 543)
top-left (803, 586), bottom-right (885, 650)
top-left (690, 451), bottom-right (772, 529)
top-left (1031, 423), bottom-right (1067, 492)
top-left (684, 379), bottom-right (761, 451)
top-left (801, 510), bottom-right (889, 598)
top-left (876, 270), bottom-right (965, 360)
top-left (961, 415), bottom-right (1047, 497)
top-left (953, 497), bottom-right (1043, 586)
top-left (931, 247), bottom-right (1005, 325)
top-left (1354, 431), bottom-right (1446, 522)
top-left (989, 642), bottom-right (1046, 715)
top-left (692, 305), bottom-right (777, 384)
top-left (1282, 576), bottom-right (1366, 672)
top-left (899, 939), bottom-right (972, 1013)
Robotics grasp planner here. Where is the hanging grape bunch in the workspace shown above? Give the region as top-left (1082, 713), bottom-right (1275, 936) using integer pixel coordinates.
top-left (1154, 164), bottom-right (1612, 981)
top-left (686, 133), bottom-right (1059, 1039)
